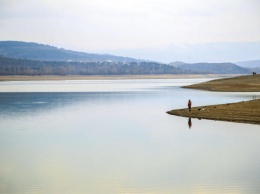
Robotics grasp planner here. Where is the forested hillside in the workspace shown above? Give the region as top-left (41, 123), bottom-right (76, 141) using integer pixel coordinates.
top-left (0, 41), bottom-right (254, 75)
top-left (169, 62), bottom-right (250, 74)
top-left (0, 41), bottom-right (142, 62)
top-left (0, 56), bottom-right (181, 75)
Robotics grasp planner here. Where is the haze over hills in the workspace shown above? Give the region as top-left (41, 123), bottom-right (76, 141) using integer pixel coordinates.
top-left (0, 41), bottom-right (142, 62)
top-left (235, 60), bottom-right (260, 68)
top-left (234, 60), bottom-right (260, 73)
top-left (104, 42), bottom-right (260, 64)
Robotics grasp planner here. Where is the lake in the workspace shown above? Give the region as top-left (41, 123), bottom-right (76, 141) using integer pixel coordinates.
top-left (0, 78), bottom-right (260, 194)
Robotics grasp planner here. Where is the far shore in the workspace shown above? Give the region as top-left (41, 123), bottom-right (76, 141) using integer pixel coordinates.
top-left (0, 74), bottom-right (236, 81)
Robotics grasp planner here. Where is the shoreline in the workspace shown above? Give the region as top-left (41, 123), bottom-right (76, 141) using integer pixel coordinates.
top-left (167, 99), bottom-right (260, 125)
top-left (167, 75), bottom-right (260, 125)
top-left (0, 74), bottom-right (234, 81)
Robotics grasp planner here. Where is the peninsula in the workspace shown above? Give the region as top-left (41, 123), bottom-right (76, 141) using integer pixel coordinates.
top-left (183, 74), bottom-right (260, 92)
top-left (167, 74), bottom-right (260, 125)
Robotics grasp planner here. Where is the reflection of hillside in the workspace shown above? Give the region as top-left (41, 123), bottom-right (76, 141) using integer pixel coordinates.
top-left (0, 92), bottom-right (153, 118)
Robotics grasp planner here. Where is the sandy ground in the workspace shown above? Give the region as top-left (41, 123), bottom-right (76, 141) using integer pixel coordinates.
top-left (0, 74), bottom-right (233, 81)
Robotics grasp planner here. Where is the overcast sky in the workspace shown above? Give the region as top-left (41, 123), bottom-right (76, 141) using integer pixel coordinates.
top-left (0, 0), bottom-right (260, 52)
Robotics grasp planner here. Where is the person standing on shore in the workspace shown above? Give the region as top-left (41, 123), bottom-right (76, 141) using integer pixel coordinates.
top-left (188, 99), bottom-right (192, 111)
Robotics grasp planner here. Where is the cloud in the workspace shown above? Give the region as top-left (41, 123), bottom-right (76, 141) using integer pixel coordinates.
top-left (0, 0), bottom-right (260, 51)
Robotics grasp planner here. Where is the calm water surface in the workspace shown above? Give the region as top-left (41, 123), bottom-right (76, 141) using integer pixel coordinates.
top-left (0, 79), bottom-right (260, 194)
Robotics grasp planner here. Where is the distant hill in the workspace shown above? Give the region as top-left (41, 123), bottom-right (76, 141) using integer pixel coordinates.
top-left (0, 41), bottom-right (254, 75)
top-left (235, 60), bottom-right (260, 74)
top-left (235, 60), bottom-right (260, 68)
top-left (169, 62), bottom-right (250, 74)
top-left (0, 41), bottom-right (142, 62)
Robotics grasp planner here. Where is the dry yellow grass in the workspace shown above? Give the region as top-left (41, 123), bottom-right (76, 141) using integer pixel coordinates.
top-left (167, 99), bottom-right (260, 125)
top-left (169, 75), bottom-right (260, 125)
top-left (183, 74), bottom-right (260, 92)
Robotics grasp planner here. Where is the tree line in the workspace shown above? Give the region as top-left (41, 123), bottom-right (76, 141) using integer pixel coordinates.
top-left (0, 56), bottom-right (182, 75)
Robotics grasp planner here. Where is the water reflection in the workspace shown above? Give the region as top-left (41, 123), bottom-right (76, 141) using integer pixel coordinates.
top-left (1, 80), bottom-right (260, 194)
top-left (0, 92), bottom-right (156, 118)
top-left (188, 117), bottom-right (192, 129)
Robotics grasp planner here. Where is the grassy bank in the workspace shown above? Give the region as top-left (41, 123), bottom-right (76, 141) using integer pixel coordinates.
top-left (167, 99), bottom-right (260, 125)
top-left (183, 74), bottom-right (260, 92)
top-left (168, 74), bottom-right (260, 125)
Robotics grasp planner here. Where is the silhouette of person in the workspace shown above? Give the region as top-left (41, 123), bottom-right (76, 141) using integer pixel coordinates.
top-left (188, 99), bottom-right (192, 111)
top-left (188, 117), bottom-right (192, 129)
